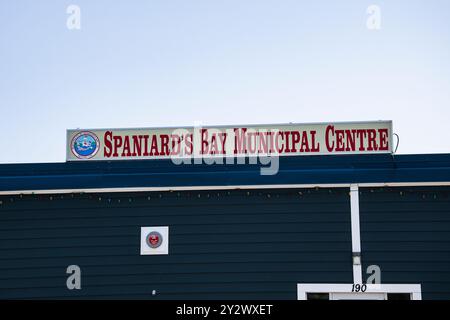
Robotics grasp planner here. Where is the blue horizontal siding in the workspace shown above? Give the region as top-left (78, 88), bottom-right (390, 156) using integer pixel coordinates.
top-left (0, 188), bottom-right (352, 299)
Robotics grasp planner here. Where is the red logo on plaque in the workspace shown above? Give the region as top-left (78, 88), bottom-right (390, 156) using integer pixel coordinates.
top-left (146, 231), bottom-right (163, 248)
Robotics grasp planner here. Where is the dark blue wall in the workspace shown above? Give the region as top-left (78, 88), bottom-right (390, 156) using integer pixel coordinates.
top-left (360, 186), bottom-right (450, 300)
top-left (0, 188), bottom-right (352, 299)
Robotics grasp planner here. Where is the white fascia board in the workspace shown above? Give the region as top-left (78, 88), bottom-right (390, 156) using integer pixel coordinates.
top-left (0, 181), bottom-right (449, 196)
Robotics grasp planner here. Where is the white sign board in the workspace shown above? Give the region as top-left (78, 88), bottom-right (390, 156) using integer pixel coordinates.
top-left (67, 121), bottom-right (393, 161)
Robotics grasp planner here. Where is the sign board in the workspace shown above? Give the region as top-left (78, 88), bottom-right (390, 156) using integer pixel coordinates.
top-left (67, 121), bottom-right (393, 161)
top-left (140, 226), bottom-right (169, 255)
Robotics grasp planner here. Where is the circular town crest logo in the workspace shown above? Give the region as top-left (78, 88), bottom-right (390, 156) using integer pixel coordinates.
top-left (146, 231), bottom-right (163, 248)
top-left (71, 131), bottom-right (100, 159)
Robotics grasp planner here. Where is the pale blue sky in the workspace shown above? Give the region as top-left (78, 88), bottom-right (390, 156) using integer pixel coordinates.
top-left (1, 0), bottom-right (449, 163)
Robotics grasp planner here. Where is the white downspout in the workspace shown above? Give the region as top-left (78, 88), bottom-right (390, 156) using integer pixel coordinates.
top-left (350, 184), bottom-right (363, 283)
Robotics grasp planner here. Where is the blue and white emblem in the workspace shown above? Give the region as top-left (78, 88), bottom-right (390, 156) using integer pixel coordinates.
top-left (71, 131), bottom-right (100, 159)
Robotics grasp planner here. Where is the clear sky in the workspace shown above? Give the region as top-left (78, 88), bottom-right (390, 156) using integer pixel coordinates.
top-left (1, 0), bottom-right (449, 163)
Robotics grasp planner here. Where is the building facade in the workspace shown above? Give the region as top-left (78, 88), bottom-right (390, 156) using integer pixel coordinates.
top-left (0, 154), bottom-right (449, 299)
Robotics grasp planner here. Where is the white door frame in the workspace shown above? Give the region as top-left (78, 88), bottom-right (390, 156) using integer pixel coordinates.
top-left (331, 292), bottom-right (385, 300)
top-left (297, 283), bottom-right (422, 300)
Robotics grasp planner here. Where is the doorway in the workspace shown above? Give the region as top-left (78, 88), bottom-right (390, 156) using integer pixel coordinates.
top-left (298, 284), bottom-right (421, 300)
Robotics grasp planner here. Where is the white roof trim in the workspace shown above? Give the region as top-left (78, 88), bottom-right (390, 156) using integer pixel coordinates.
top-left (0, 181), bottom-right (449, 195)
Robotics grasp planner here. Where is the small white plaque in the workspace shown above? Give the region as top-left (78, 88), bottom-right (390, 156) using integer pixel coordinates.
top-left (140, 226), bottom-right (169, 255)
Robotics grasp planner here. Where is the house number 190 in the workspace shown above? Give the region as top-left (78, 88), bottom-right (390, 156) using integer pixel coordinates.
top-left (351, 284), bottom-right (367, 292)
